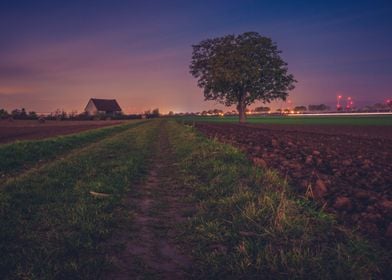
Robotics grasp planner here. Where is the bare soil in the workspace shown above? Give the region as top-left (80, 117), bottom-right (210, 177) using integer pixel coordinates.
top-left (107, 125), bottom-right (193, 279)
top-left (195, 123), bottom-right (392, 247)
top-left (0, 120), bottom-right (126, 144)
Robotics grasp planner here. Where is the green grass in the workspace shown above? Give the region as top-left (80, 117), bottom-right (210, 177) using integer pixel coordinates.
top-left (0, 121), bottom-right (158, 279)
top-left (0, 120), bottom-right (145, 179)
top-left (179, 115), bottom-right (392, 125)
top-left (1, 119), bottom-right (390, 279)
top-left (167, 120), bottom-right (390, 279)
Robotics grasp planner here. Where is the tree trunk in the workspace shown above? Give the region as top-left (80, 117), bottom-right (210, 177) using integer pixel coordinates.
top-left (237, 101), bottom-right (247, 123)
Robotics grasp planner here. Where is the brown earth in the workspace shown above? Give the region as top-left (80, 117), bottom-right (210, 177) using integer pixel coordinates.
top-left (107, 124), bottom-right (193, 279)
top-left (0, 120), bottom-right (126, 144)
top-left (195, 122), bottom-right (392, 247)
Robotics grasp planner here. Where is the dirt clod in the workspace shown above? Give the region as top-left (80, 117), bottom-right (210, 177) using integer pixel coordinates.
top-left (334, 196), bottom-right (352, 211)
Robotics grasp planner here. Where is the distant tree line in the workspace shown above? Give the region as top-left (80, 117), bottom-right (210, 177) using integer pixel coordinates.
top-left (254, 106), bottom-right (270, 112)
top-left (0, 107), bottom-right (145, 121)
top-left (307, 104), bottom-right (330, 111)
top-left (0, 108), bottom-right (38, 120)
top-left (361, 102), bottom-right (392, 112)
top-left (144, 108), bottom-right (160, 119)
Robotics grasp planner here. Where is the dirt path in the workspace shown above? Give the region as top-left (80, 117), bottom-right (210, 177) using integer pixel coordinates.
top-left (107, 123), bottom-right (193, 279)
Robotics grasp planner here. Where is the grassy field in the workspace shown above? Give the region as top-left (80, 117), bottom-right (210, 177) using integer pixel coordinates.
top-left (0, 120), bottom-right (146, 179)
top-left (0, 121), bottom-right (158, 279)
top-left (179, 115), bottom-right (392, 125)
top-left (0, 119), bottom-right (390, 279)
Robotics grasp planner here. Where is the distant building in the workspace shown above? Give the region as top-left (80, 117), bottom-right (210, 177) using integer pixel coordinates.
top-left (84, 98), bottom-right (122, 116)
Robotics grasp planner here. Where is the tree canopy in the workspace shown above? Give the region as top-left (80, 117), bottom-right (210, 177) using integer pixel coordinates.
top-left (308, 104), bottom-right (329, 111)
top-left (190, 32), bottom-right (296, 122)
top-left (293, 106), bottom-right (307, 112)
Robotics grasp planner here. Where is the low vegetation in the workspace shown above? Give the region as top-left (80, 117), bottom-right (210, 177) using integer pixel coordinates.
top-left (0, 121), bottom-right (157, 279)
top-left (1, 119), bottom-right (390, 279)
top-left (167, 121), bottom-right (390, 279)
top-left (0, 120), bottom-right (145, 179)
top-left (179, 115), bottom-right (392, 125)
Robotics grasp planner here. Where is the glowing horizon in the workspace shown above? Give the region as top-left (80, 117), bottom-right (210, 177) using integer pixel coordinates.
top-left (1, 1), bottom-right (391, 114)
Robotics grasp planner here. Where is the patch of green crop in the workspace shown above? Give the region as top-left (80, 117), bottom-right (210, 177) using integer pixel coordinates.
top-left (167, 120), bottom-right (390, 279)
top-left (178, 115), bottom-right (392, 126)
top-left (0, 121), bottom-right (157, 279)
top-left (0, 120), bottom-right (146, 179)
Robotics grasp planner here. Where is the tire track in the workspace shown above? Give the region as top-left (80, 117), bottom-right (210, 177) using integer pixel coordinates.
top-left (108, 121), bottom-right (193, 279)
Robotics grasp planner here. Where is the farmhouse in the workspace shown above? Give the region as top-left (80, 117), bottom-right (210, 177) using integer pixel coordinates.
top-left (84, 98), bottom-right (122, 116)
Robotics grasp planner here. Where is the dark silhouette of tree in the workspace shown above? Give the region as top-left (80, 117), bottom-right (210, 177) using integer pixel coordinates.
top-left (293, 106), bottom-right (307, 112)
top-left (28, 111), bottom-right (38, 119)
top-left (152, 108), bottom-right (160, 117)
top-left (145, 108), bottom-right (160, 118)
top-left (308, 104), bottom-right (329, 111)
top-left (254, 106), bottom-right (271, 112)
top-left (0, 109), bottom-right (9, 119)
top-left (190, 32), bottom-right (296, 123)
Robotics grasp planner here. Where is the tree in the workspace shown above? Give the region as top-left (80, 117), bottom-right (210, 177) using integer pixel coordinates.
top-left (28, 111), bottom-right (38, 119)
top-left (0, 109), bottom-right (9, 119)
top-left (145, 108), bottom-right (160, 118)
top-left (254, 106), bottom-right (271, 113)
top-left (152, 108), bottom-right (160, 117)
top-left (308, 104), bottom-right (329, 111)
top-left (190, 32), bottom-right (296, 123)
top-left (293, 106), bottom-right (307, 112)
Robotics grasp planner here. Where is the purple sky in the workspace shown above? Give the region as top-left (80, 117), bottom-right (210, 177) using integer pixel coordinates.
top-left (0, 0), bottom-right (391, 113)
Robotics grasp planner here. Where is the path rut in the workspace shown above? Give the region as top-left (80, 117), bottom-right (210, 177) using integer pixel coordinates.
top-left (107, 123), bottom-right (193, 279)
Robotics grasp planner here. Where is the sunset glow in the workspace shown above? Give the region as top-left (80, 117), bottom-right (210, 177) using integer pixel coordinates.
top-left (1, 0), bottom-right (391, 114)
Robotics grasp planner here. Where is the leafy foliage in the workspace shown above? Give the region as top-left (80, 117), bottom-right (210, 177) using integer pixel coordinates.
top-left (293, 105), bottom-right (307, 112)
top-left (254, 106), bottom-right (271, 112)
top-left (308, 104), bottom-right (330, 111)
top-left (190, 32), bottom-right (296, 122)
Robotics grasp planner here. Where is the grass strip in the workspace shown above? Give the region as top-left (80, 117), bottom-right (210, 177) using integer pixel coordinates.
top-left (178, 115), bottom-right (392, 125)
top-left (0, 120), bottom-right (145, 179)
top-left (167, 121), bottom-right (390, 279)
top-left (0, 120), bottom-right (157, 280)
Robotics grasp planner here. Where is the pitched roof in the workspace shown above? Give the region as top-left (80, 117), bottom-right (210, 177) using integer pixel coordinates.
top-left (90, 98), bottom-right (122, 112)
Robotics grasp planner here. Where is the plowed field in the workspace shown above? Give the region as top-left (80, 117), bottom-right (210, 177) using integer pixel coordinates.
top-left (195, 123), bottom-right (392, 246)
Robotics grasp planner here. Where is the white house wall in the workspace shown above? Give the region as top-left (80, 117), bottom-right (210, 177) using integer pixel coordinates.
top-left (85, 100), bottom-right (98, 115)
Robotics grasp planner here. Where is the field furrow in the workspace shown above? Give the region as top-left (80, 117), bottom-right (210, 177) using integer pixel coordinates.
top-left (0, 121), bottom-right (157, 279)
top-left (0, 120), bottom-right (146, 181)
